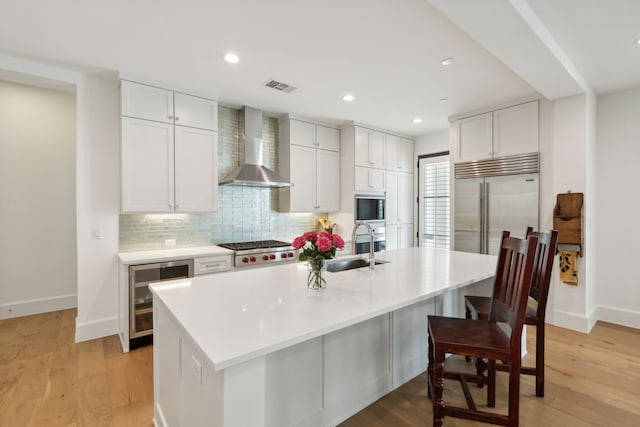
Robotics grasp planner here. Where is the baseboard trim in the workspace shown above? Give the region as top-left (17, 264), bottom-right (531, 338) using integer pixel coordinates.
top-left (552, 309), bottom-right (591, 333)
top-left (595, 305), bottom-right (640, 329)
top-left (0, 294), bottom-right (76, 320)
top-left (75, 315), bottom-right (119, 343)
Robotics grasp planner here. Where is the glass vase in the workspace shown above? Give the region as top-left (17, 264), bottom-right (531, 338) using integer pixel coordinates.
top-left (307, 258), bottom-right (327, 289)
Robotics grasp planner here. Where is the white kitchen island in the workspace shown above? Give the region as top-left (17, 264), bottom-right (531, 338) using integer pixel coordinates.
top-left (149, 247), bottom-right (497, 427)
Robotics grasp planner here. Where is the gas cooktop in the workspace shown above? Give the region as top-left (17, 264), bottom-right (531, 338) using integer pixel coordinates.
top-left (217, 240), bottom-right (296, 268)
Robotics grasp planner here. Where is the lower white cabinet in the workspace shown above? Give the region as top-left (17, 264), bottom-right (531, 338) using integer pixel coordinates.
top-left (121, 117), bottom-right (218, 213)
top-left (355, 166), bottom-right (385, 193)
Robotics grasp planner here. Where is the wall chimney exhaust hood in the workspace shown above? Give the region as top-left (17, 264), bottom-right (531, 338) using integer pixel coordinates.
top-left (219, 106), bottom-right (293, 188)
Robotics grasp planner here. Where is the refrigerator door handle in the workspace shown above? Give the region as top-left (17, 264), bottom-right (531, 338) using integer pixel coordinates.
top-left (484, 182), bottom-right (490, 254)
top-left (479, 182), bottom-right (485, 254)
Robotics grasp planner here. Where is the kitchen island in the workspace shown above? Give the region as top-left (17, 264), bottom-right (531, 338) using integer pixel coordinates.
top-left (150, 247), bottom-right (497, 427)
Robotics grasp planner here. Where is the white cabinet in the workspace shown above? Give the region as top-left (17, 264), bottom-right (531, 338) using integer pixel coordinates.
top-left (385, 171), bottom-right (413, 225)
top-left (385, 135), bottom-right (414, 172)
top-left (355, 166), bottom-right (385, 193)
top-left (355, 127), bottom-right (385, 169)
top-left (279, 118), bottom-right (340, 212)
top-left (290, 119), bottom-right (340, 151)
top-left (120, 80), bottom-right (219, 213)
top-left (453, 100), bottom-right (539, 163)
top-left (121, 80), bottom-right (218, 131)
top-left (492, 101), bottom-right (539, 157)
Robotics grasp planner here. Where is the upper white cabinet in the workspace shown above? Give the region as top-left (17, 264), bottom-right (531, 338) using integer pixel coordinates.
top-left (453, 100), bottom-right (539, 163)
top-left (354, 166), bottom-right (385, 193)
top-left (279, 118), bottom-right (340, 212)
top-left (385, 135), bottom-right (414, 172)
top-left (355, 127), bottom-right (385, 169)
top-left (120, 80), bottom-right (218, 213)
top-left (290, 120), bottom-right (340, 151)
top-left (122, 80), bottom-right (218, 131)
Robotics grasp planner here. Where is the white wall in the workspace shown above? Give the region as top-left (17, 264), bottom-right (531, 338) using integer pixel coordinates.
top-left (594, 88), bottom-right (640, 328)
top-left (414, 129), bottom-right (448, 156)
top-left (0, 54), bottom-right (120, 341)
top-left (75, 74), bottom-right (120, 341)
top-left (546, 94), bottom-right (590, 332)
top-left (0, 81), bottom-right (77, 318)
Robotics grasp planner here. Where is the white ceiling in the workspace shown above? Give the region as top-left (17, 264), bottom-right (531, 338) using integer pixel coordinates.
top-left (1, 0), bottom-right (639, 136)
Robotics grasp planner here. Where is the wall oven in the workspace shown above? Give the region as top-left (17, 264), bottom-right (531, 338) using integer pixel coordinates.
top-left (354, 225), bottom-right (386, 254)
top-left (355, 195), bottom-right (385, 222)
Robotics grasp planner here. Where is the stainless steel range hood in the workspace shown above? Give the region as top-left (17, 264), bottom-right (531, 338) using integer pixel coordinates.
top-left (219, 106), bottom-right (293, 187)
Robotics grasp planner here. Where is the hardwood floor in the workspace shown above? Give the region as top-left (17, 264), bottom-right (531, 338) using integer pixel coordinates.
top-left (1, 309), bottom-right (639, 426)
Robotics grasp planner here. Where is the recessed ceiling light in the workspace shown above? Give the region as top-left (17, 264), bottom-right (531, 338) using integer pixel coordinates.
top-left (634, 37), bottom-right (640, 46)
top-left (441, 57), bottom-right (455, 66)
top-left (343, 94), bottom-right (355, 102)
top-left (412, 118), bottom-right (423, 124)
top-left (223, 52), bottom-right (239, 64)
top-left (440, 98), bottom-right (448, 103)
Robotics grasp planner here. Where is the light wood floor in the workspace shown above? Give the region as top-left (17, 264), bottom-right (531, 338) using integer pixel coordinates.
top-left (1, 309), bottom-right (639, 426)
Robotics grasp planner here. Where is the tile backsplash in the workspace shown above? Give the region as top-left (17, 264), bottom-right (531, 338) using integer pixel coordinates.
top-left (119, 106), bottom-right (325, 251)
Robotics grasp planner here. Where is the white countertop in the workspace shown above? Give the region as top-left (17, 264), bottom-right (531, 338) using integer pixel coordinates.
top-left (118, 245), bottom-right (233, 265)
top-left (150, 247), bottom-right (497, 371)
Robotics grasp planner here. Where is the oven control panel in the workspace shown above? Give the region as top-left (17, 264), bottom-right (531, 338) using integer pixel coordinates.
top-left (236, 249), bottom-right (297, 267)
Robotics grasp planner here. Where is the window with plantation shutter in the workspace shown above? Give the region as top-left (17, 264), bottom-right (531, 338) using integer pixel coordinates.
top-left (419, 155), bottom-right (450, 249)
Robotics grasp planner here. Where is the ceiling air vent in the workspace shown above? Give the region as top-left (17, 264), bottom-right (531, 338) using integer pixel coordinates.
top-left (263, 79), bottom-right (297, 93)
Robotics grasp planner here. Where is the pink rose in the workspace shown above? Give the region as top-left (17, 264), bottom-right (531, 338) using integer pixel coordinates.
top-left (319, 231), bottom-right (332, 241)
top-left (292, 236), bottom-right (306, 250)
top-left (332, 234), bottom-right (345, 249)
top-left (303, 231), bottom-right (318, 242)
top-left (317, 235), bottom-right (333, 252)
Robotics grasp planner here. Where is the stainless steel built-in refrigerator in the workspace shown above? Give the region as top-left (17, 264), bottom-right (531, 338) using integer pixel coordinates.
top-left (454, 153), bottom-right (539, 256)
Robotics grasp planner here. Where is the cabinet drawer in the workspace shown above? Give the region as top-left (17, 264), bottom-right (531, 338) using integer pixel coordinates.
top-left (194, 255), bottom-right (231, 275)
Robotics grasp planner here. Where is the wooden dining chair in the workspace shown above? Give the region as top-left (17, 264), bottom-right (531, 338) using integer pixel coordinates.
top-left (465, 227), bottom-right (558, 397)
top-left (427, 231), bottom-right (538, 427)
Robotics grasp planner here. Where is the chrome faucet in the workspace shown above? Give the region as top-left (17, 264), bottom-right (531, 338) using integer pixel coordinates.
top-left (352, 221), bottom-right (375, 268)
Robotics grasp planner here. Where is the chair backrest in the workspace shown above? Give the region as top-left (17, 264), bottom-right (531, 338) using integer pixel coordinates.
top-left (489, 231), bottom-right (538, 347)
top-left (525, 227), bottom-right (559, 322)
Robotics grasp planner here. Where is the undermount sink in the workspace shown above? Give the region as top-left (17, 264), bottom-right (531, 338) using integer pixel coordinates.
top-left (326, 257), bottom-right (389, 273)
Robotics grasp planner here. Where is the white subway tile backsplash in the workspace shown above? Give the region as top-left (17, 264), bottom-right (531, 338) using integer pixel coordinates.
top-left (119, 106), bottom-right (325, 251)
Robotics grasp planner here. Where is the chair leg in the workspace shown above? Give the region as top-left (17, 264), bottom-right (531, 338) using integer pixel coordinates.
top-left (536, 323), bottom-right (545, 397)
top-left (433, 352), bottom-right (445, 427)
top-left (487, 358), bottom-right (496, 407)
top-left (465, 306), bottom-right (472, 362)
top-left (508, 359), bottom-right (521, 427)
top-left (427, 333), bottom-right (434, 399)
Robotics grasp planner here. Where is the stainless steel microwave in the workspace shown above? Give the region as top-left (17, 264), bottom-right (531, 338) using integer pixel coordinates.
top-left (355, 196), bottom-right (385, 222)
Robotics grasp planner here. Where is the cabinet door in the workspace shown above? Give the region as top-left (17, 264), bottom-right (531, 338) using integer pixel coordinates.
top-left (121, 81), bottom-right (173, 124)
top-left (315, 125), bottom-right (340, 151)
top-left (355, 167), bottom-right (385, 193)
top-left (493, 101), bottom-right (539, 157)
top-left (386, 224), bottom-right (399, 250)
top-left (399, 172), bottom-right (414, 223)
top-left (385, 171), bottom-right (400, 225)
top-left (385, 134), bottom-right (401, 171)
top-left (316, 149), bottom-right (340, 212)
top-left (354, 127), bottom-right (370, 167)
top-left (369, 130), bottom-right (385, 169)
top-left (399, 138), bottom-right (414, 172)
top-left (290, 120), bottom-right (316, 148)
top-left (174, 93), bottom-right (218, 131)
top-left (174, 127), bottom-right (218, 212)
top-left (121, 117), bottom-right (174, 212)
top-left (455, 112), bottom-right (493, 163)
top-left (289, 145), bottom-right (316, 211)
top-left (398, 223), bottom-right (414, 248)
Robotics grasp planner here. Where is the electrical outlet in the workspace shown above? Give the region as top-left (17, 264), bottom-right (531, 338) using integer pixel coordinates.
top-left (92, 228), bottom-right (102, 240)
top-left (165, 239), bottom-right (176, 247)
top-left (191, 355), bottom-right (202, 384)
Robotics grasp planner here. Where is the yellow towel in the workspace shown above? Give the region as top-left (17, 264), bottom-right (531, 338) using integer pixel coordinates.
top-left (559, 250), bottom-right (578, 285)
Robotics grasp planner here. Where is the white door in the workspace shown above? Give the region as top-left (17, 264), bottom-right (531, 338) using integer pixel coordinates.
top-left (289, 145), bottom-right (316, 211)
top-left (121, 80), bottom-right (173, 124)
top-left (174, 93), bottom-right (218, 131)
top-left (174, 127), bottom-right (218, 212)
top-left (316, 149), bottom-right (340, 211)
top-left (121, 117), bottom-right (174, 212)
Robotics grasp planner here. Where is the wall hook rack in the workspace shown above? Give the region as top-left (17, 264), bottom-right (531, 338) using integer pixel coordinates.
top-left (553, 192), bottom-right (583, 256)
